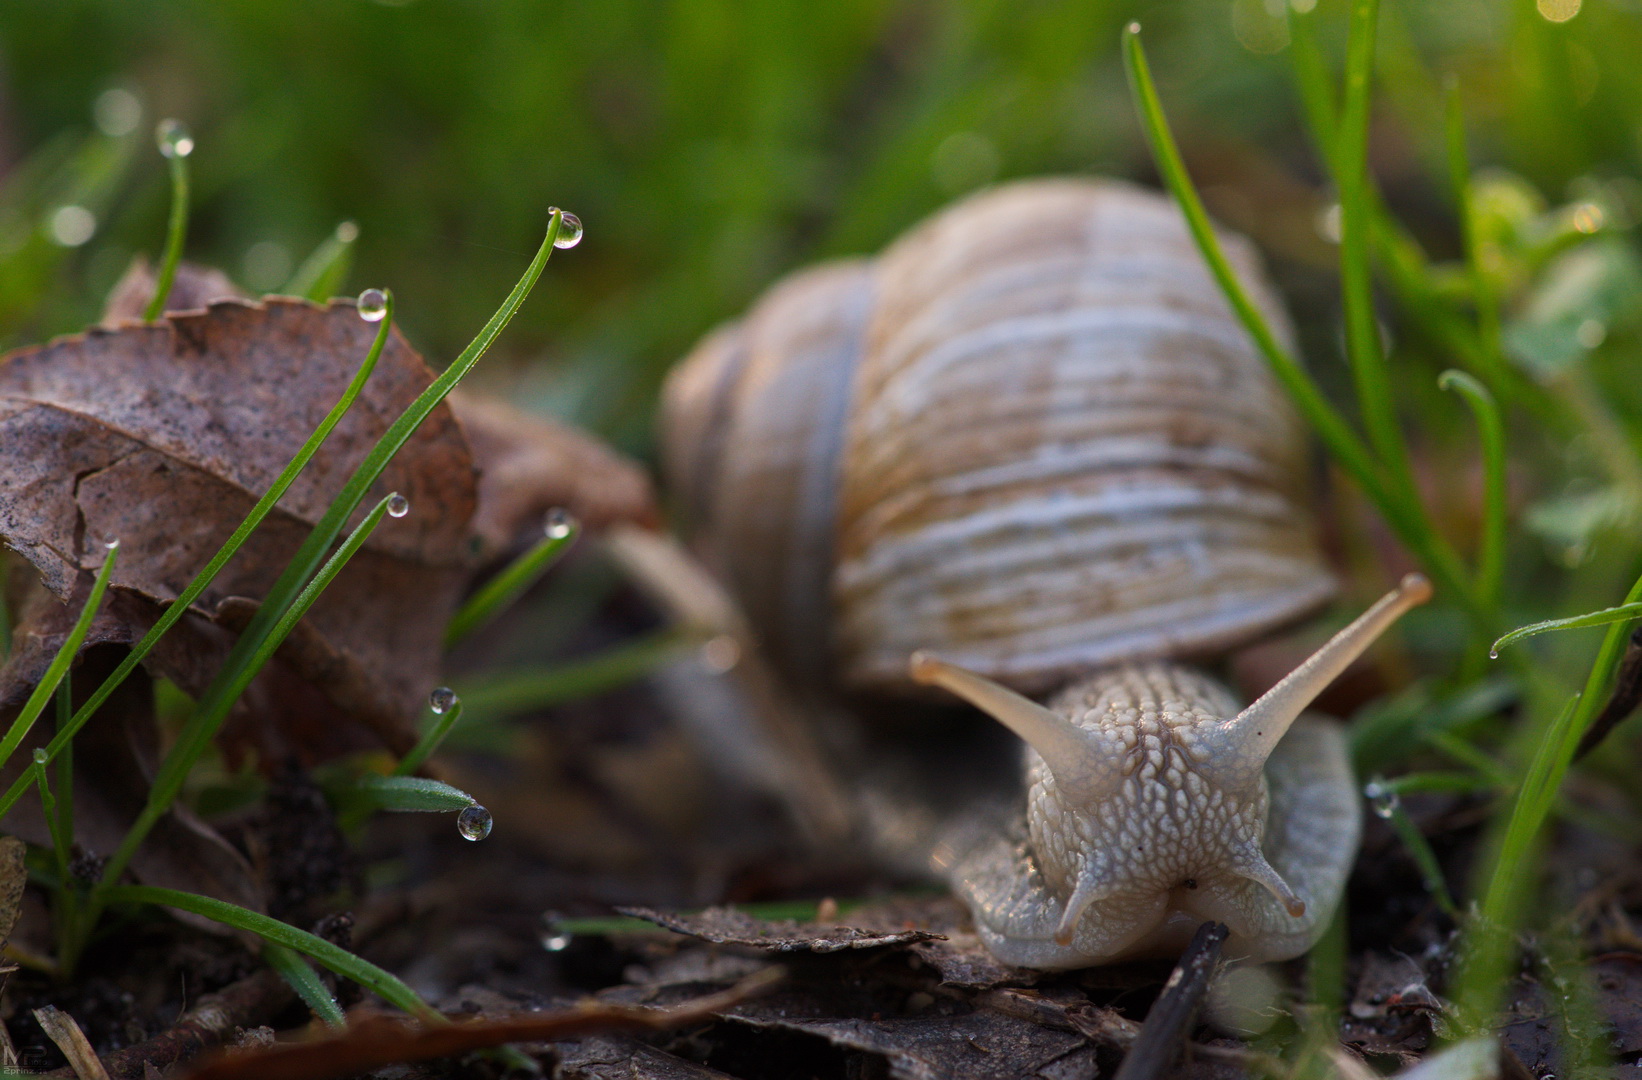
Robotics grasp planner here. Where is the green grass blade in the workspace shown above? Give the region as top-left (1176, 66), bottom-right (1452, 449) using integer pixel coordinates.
top-left (1120, 26), bottom-right (1386, 524)
top-left (353, 775), bottom-right (476, 813)
top-left (392, 699), bottom-right (462, 777)
top-left (101, 885), bottom-right (440, 1023)
top-left (0, 297), bottom-right (394, 821)
top-left (264, 943), bottom-right (346, 1028)
top-left (53, 682), bottom-right (73, 873)
top-left (1491, 604), bottom-right (1642, 656)
top-left (455, 631), bottom-right (685, 723)
top-left (31, 750), bottom-right (71, 885)
top-left (1444, 84), bottom-right (1504, 390)
top-left (1366, 778), bottom-right (1459, 916)
top-left (0, 541), bottom-right (118, 771)
top-left (103, 493), bottom-right (398, 888)
top-left (186, 212), bottom-right (565, 742)
top-left (1336, 0), bottom-right (1413, 497)
top-left (444, 515), bottom-right (579, 647)
top-left (1463, 570), bottom-right (1642, 1023)
top-left (1438, 370), bottom-right (1506, 613)
top-left (286, 221), bottom-right (359, 302)
top-left (142, 121), bottom-right (191, 323)
top-left (1123, 23), bottom-right (1489, 637)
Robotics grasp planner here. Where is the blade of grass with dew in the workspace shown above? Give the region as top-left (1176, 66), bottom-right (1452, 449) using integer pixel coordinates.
top-left (444, 516), bottom-right (579, 647)
top-left (1491, 603), bottom-right (1642, 655)
top-left (158, 211), bottom-right (566, 769)
top-left (1438, 370), bottom-right (1506, 615)
top-left (101, 493), bottom-right (398, 891)
top-left (0, 542), bottom-right (118, 770)
top-left (101, 211), bottom-right (565, 888)
top-left (1122, 24), bottom-right (1485, 634)
top-left (454, 630), bottom-right (686, 723)
top-left (393, 699), bottom-right (462, 777)
top-left (352, 775), bottom-right (476, 813)
top-left (143, 121), bottom-right (191, 323)
top-left (285, 221), bottom-right (359, 302)
top-left (264, 943), bottom-right (346, 1028)
top-left (31, 751), bottom-right (71, 888)
top-left (100, 885), bottom-right (441, 1023)
top-left (1371, 783), bottom-right (1460, 917)
top-left (1461, 569), bottom-right (1642, 1023)
top-left (0, 298), bottom-right (395, 821)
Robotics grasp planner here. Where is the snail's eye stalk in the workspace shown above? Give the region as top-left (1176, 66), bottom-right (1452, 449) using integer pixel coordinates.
top-left (910, 652), bottom-right (1109, 801)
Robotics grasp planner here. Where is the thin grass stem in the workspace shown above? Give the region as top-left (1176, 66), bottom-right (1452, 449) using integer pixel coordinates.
top-left (1438, 370), bottom-right (1506, 615)
top-left (53, 682), bottom-right (73, 874)
top-left (264, 943), bottom-right (347, 1028)
top-left (142, 130), bottom-right (190, 322)
top-left (444, 516), bottom-right (579, 648)
top-left (1122, 24), bottom-right (1487, 634)
top-left (0, 297), bottom-right (394, 822)
top-left (100, 885), bottom-right (440, 1024)
top-left (101, 493), bottom-right (398, 891)
top-left (286, 221), bottom-right (359, 302)
top-left (1444, 85), bottom-right (1505, 392)
top-left (0, 542), bottom-right (119, 771)
top-left (392, 701), bottom-right (463, 777)
top-left (454, 630), bottom-right (686, 722)
top-left (1337, 0), bottom-right (1417, 506)
top-left (353, 775), bottom-right (476, 813)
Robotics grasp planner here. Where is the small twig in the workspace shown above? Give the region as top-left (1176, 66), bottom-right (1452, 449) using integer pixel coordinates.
top-left (179, 967), bottom-right (784, 1080)
top-left (1111, 922), bottom-right (1229, 1080)
top-left (1574, 625), bottom-right (1642, 761)
top-left (33, 1006), bottom-right (112, 1080)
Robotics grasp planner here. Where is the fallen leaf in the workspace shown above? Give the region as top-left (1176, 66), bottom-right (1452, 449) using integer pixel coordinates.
top-left (447, 389), bottom-right (657, 563)
top-left (0, 835), bottom-right (25, 947)
top-left (101, 257), bottom-right (248, 325)
top-left (617, 905), bottom-right (945, 953)
top-left (0, 296), bottom-right (476, 761)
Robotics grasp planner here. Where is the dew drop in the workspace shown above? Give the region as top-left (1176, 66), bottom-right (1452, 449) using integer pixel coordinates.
top-left (429, 686), bottom-right (459, 715)
top-left (33, 749), bottom-right (48, 766)
top-left (544, 507), bottom-right (576, 540)
top-left (1364, 780), bottom-right (1400, 819)
top-left (457, 804), bottom-right (493, 841)
top-left (386, 493), bottom-right (410, 518)
top-left (548, 208), bottom-right (583, 249)
top-left (1489, 648), bottom-right (1500, 660)
top-left (156, 118), bottom-right (194, 159)
top-left (356, 288), bottom-right (389, 322)
top-left (541, 933), bottom-right (572, 952)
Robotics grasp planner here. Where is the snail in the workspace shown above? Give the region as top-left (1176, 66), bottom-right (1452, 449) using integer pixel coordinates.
top-left (659, 178), bottom-right (1429, 968)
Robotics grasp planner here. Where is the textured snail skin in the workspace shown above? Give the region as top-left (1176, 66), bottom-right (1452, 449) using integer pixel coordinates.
top-left (915, 574), bottom-right (1429, 969)
top-left (956, 666), bottom-right (1356, 968)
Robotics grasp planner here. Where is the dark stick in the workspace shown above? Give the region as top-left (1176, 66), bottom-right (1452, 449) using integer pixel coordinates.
top-left (1575, 625), bottom-right (1642, 762)
top-left (1110, 921), bottom-right (1229, 1080)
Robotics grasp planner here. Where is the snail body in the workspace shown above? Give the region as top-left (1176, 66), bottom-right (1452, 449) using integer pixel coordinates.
top-left (661, 178), bottom-right (1427, 967)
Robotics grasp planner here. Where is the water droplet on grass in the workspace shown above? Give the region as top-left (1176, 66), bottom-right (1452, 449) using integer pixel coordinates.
top-left (356, 288), bottom-right (388, 322)
top-left (545, 508), bottom-right (576, 539)
top-left (386, 493), bottom-right (409, 518)
top-left (429, 687), bottom-right (458, 715)
top-left (1364, 780), bottom-right (1399, 819)
top-left (156, 119), bottom-right (194, 158)
top-left (33, 749), bottom-right (48, 765)
top-left (457, 804), bottom-right (492, 841)
top-left (541, 933), bottom-right (572, 952)
top-left (548, 208), bottom-right (583, 249)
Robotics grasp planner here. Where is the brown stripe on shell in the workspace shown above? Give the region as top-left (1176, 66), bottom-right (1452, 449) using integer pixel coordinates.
top-left (833, 178), bottom-right (1334, 693)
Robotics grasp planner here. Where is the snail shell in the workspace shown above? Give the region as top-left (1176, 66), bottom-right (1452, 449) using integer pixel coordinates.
top-left (663, 178), bottom-right (1335, 695)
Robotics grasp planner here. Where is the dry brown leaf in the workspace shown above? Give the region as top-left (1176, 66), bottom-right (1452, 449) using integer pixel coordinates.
top-left (447, 389), bottom-right (657, 561)
top-left (0, 835), bottom-right (25, 947)
top-left (0, 296), bottom-right (475, 761)
top-left (101, 257), bottom-right (248, 324)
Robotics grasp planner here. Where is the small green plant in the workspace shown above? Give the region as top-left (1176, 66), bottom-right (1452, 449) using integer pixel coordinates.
top-left (0, 117), bottom-right (580, 1026)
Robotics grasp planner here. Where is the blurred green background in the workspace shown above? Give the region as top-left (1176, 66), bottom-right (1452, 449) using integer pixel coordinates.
top-left (0, 0), bottom-right (1637, 462)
